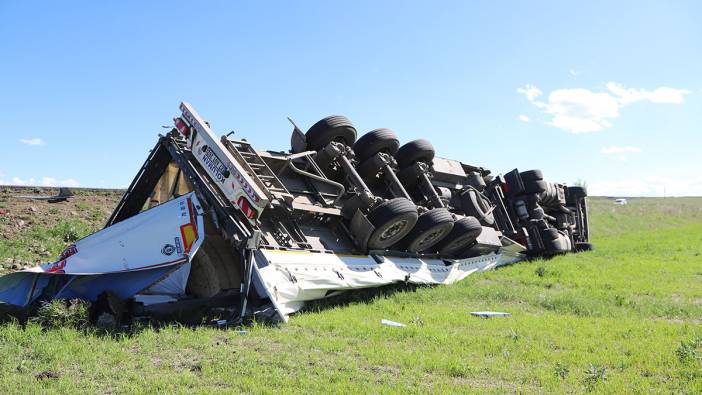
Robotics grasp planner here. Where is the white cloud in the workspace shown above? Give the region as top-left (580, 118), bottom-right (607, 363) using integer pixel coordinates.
top-left (39, 177), bottom-right (80, 187)
top-left (600, 145), bottom-right (642, 154)
top-left (569, 69), bottom-right (578, 76)
top-left (589, 177), bottom-right (702, 197)
top-left (6, 176), bottom-right (79, 187)
top-left (606, 83), bottom-right (690, 104)
top-left (19, 138), bottom-right (46, 146)
top-left (11, 177), bottom-right (35, 186)
top-left (516, 85), bottom-right (542, 101)
top-left (517, 114), bottom-right (531, 122)
top-left (545, 88), bottom-right (620, 133)
top-left (600, 145), bottom-right (643, 161)
top-left (518, 82), bottom-right (691, 134)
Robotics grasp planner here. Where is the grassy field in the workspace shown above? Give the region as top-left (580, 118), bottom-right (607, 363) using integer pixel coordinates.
top-left (0, 191), bottom-right (701, 393)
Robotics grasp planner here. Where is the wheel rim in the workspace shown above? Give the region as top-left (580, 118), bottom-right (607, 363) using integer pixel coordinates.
top-left (417, 227), bottom-right (448, 248)
top-left (379, 219), bottom-right (409, 242)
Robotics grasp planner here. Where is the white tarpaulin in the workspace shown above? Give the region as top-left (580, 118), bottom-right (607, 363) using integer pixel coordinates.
top-left (0, 193), bottom-right (205, 306)
top-left (254, 242), bottom-right (524, 321)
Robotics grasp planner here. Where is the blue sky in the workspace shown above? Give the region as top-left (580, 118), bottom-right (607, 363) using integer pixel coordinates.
top-left (1, 1), bottom-right (700, 196)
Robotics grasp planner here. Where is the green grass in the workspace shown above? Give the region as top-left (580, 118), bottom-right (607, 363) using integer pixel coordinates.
top-left (0, 219), bottom-right (96, 270)
top-left (0, 197), bottom-right (701, 393)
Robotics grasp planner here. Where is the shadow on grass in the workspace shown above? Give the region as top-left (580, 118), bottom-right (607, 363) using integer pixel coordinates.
top-left (1, 282), bottom-right (438, 336)
top-left (0, 297), bottom-right (254, 340)
top-left (298, 282), bottom-right (433, 314)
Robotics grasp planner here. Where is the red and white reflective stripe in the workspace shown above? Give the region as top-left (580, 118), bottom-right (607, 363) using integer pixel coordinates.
top-left (236, 196), bottom-right (257, 219)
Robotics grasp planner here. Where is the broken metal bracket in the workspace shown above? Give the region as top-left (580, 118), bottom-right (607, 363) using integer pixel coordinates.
top-left (247, 230), bottom-right (263, 250)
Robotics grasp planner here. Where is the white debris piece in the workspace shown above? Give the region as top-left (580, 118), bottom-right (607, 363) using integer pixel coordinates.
top-left (381, 319), bottom-right (406, 327)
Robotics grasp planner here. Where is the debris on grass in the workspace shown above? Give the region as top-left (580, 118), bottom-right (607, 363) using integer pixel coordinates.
top-left (381, 319), bottom-right (406, 327)
top-left (470, 311), bottom-right (511, 318)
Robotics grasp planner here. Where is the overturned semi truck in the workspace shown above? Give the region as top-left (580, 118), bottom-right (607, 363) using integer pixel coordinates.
top-left (0, 103), bottom-right (591, 323)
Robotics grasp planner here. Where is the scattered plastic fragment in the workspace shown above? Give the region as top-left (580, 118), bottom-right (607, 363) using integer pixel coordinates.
top-left (381, 319), bottom-right (406, 327)
top-left (470, 311), bottom-right (511, 318)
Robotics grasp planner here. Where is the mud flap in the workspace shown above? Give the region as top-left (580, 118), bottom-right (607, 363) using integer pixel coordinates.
top-left (350, 209), bottom-right (375, 252)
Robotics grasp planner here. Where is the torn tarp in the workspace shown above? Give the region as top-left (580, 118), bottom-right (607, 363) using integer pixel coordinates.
top-left (0, 192), bottom-right (204, 307)
top-left (253, 239), bottom-right (525, 321)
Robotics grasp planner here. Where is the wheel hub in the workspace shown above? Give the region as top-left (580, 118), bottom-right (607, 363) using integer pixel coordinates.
top-left (418, 227), bottom-right (447, 247)
top-left (379, 219), bottom-right (408, 241)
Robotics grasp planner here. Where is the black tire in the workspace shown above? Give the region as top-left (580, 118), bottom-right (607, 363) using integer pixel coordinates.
top-left (539, 182), bottom-right (558, 206)
top-left (540, 227), bottom-right (560, 241)
top-left (575, 242), bottom-right (593, 252)
top-left (566, 186), bottom-right (587, 201)
top-left (306, 115), bottom-right (357, 151)
top-left (353, 129), bottom-right (400, 162)
top-left (396, 139), bottom-right (435, 169)
top-left (520, 169), bottom-right (543, 183)
top-left (436, 216), bottom-right (483, 256)
top-left (541, 228), bottom-right (571, 253)
top-left (525, 180), bottom-right (548, 194)
top-left (401, 208), bottom-right (454, 252)
top-left (544, 238), bottom-right (569, 253)
top-left (460, 189), bottom-right (495, 226)
top-left (366, 198), bottom-right (419, 250)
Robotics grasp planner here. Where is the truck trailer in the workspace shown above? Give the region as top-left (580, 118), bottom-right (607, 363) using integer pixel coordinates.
top-left (0, 103), bottom-right (591, 324)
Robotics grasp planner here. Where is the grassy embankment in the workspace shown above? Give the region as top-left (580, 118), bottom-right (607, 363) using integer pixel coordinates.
top-left (0, 192), bottom-right (700, 393)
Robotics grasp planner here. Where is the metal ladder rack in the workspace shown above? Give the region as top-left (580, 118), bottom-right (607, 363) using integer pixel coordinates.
top-left (222, 137), bottom-right (315, 250)
top-left (220, 137), bottom-right (293, 205)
